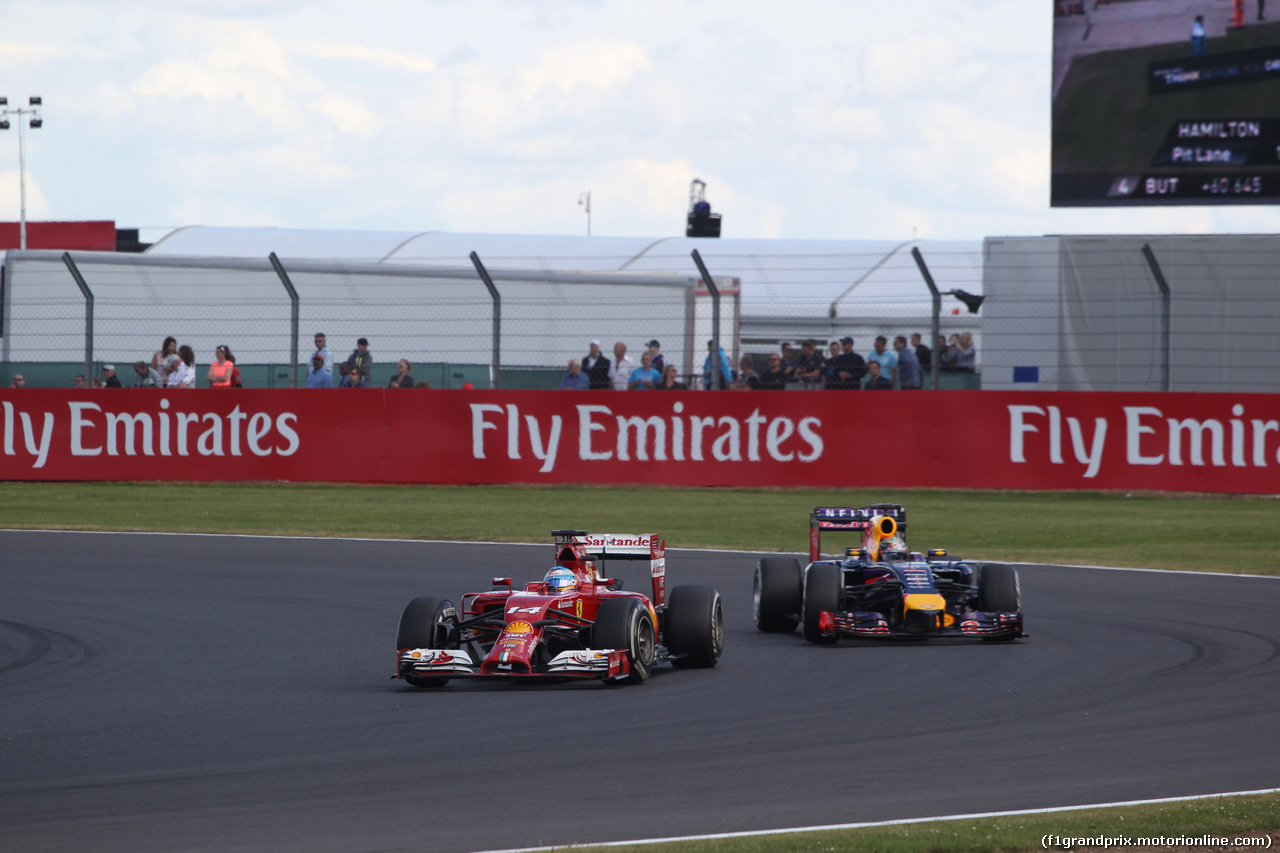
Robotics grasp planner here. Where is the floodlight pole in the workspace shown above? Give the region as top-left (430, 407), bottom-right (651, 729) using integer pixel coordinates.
top-left (578, 191), bottom-right (591, 236)
top-left (1, 97), bottom-right (43, 250)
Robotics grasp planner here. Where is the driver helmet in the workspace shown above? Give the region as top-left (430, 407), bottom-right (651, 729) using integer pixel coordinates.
top-left (878, 535), bottom-right (910, 562)
top-left (544, 567), bottom-right (579, 594)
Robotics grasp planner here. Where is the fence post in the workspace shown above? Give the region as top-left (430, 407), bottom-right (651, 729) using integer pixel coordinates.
top-left (911, 247), bottom-right (942, 390)
top-left (1140, 243), bottom-right (1171, 392)
top-left (469, 251), bottom-right (501, 389)
top-left (690, 249), bottom-right (721, 390)
top-left (61, 252), bottom-right (94, 384)
top-left (268, 252), bottom-right (300, 388)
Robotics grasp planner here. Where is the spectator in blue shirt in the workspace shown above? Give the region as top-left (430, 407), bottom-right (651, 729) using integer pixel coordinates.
top-left (867, 336), bottom-right (898, 388)
top-left (306, 355), bottom-right (332, 388)
top-left (559, 358), bottom-right (590, 390)
top-left (703, 339), bottom-right (732, 390)
top-left (893, 336), bottom-right (922, 389)
top-left (628, 352), bottom-right (661, 390)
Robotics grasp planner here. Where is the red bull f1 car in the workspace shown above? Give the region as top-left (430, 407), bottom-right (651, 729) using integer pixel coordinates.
top-left (754, 504), bottom-right (1025, 643)
top-left (396, 531), bottom-right (723, 686)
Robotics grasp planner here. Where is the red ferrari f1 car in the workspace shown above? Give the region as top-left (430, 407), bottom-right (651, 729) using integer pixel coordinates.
top-left (396, 530), bottom-right (723, 686)
top-left (754, 504), bottom-right (1025, 643)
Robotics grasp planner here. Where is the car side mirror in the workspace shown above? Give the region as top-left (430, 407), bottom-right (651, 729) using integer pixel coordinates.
top-left (600, 577), bottom-right (622, 590)
top-left (491, 577), bottom-right (513, 589)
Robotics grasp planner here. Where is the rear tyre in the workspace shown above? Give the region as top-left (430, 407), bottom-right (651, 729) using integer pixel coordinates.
top-left (397, 596), bottom-right (459, 687)
top-left (593, 597), bottom-right (656, 685)
top-left (666, 585), bottom-right (724, 669)
top-left (754, 557), bottom-right (802, 633)
top-left (977, 563), bottom-right (1021, 643)
top-left (802, 564), bottom-right (843, 645)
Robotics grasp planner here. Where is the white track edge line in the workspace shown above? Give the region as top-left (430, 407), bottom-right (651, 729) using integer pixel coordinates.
top-left (471, 787), bottom-right (1280, 853)
top-left (1, 527), bottom-right (1275, 579)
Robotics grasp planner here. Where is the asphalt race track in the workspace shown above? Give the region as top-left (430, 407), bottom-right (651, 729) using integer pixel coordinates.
top-left (2, 530), bottom-right (1279, 853)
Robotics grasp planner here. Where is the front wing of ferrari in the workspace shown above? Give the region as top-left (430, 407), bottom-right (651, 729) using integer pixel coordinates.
top-left (398, 647), bottom-right (632, 680)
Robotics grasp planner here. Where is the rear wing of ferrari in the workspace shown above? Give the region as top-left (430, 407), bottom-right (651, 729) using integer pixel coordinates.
top-left (809, 504), bottom-right (907, 562)
top-left (553, 530), bottom-right (666, 605)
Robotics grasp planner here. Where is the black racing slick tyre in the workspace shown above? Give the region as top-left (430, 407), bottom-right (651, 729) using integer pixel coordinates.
top-left (977, 563), bottom-right (1021, 613)
top-left (977, 563), bottom-right (1021, 643)
top-left (754, 556), bottom-right (802, 633)
top-left (802, 563), bottom-right (843, 645)
top-left (593, 597), bottom-right (657, 685)
top-left (397, 596), bottom-right (459, 688)
top-left (665, 584), bottom-right (724, 669)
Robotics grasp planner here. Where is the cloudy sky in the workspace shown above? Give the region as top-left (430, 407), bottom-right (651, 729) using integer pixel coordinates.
top-left (3, 0), bottom-right (1279, 243)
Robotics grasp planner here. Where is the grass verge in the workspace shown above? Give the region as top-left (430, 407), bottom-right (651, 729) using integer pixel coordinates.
top-left (565, 792), bottom-right (1280, 852)
top-left (0, 482), bottom-right (1277, 574)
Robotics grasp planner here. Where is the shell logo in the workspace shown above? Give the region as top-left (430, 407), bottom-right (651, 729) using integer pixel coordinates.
top-left (504, 621), bottom-right (534, 635)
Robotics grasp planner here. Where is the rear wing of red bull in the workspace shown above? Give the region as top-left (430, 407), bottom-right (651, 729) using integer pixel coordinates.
top-left (809, 505), bottom-right (907, 562)
top-left (552, 530), bottom-right (666, 606)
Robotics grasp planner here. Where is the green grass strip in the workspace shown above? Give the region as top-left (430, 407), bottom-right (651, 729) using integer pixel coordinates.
top-left (556, 792), bottom-right (1280, 852)
top-left (0, 482), bottom-right (1277, 574)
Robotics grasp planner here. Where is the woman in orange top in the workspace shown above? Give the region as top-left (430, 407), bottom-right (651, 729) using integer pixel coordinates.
top-left (208, 345), bottom-right (234, 388)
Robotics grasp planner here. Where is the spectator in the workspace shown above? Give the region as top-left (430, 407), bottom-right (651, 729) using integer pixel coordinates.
top-left (628, 352), bottom-right (661, 390)
top-left (9, 374), bottom-right (25, 388)
top-left (609, 342), bottom-right (635, 391)
top-left (757, 353), bottom-right (787, 390)
top-left (703, 339), bottom-right (732, 390)
top-left (779, 342), bottom-right (799, 384)
top-left (912, 333), bottom-right (931, 373)
top-left (645, 340), bottom-right (666, 375)
top-left (133, 361), bottom-right (163, 388)
top-left (827, 341), bottom-right (841, 364)
top-left (1191, 14), bottom-right (1206, 55)
top-left (339, 365), bottom-right (368, 388)
top-left (867, 336), bottom-right (898, 387)
top-left (894, 336), bottom-right (922, 390)
top-left (864, 360), bottom-right (893, 390)
top-left (655, 364), bottom-right (687, 390)
top-left (225, 350), bottom-right (243, 387)
top-left (306, 355), bottom-right (332, 388)
top-left (559, 358), bottom-right (590, 390)
top-left (91, 377), bottom-right (105, 389)
top-left (102, 365), bottom-right (122, 388)
top-left (953, 332), bottom-right (976, 372)
top-left (208, 346), bottom-right (234, 388)
top-left (389, 359), bottom-right (416, 388)
top-left (939, 335), bottom-right (957, 372)
top-left (826, 337), bottom-right (866, 390)
top-left (173, 346), bottom-right (197, 388)
top-left (732, 354), bottom-right (760, 390)
top-left (74, 375), bottom-right (87, 389)
top-left (343, 338), bottom-right (373, 382)
top-left (583, 340), bottom-right (611, 390)
top-left (794, 339), bottom-right (825, 388)
top-left (151, 336), bottom-right (177, 371)
top-left (312, 333), bottom-right (333, 372)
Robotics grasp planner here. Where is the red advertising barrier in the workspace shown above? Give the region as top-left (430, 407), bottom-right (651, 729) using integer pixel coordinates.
top-left (1, 389), bottom-right (1278, 493)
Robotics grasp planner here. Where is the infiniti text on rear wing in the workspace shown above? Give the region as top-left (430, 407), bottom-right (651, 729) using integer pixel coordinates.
top-left (809, 505), bottom-right (907, 562)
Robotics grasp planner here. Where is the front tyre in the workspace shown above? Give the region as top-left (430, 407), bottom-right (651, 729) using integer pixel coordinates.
top-left (977, 563), bottom-right (1021, 643)
top-left (754, 557), bottom-right (802, 633)
top-left (593, 597), bottom-right (657, 685)
top-left (397, 596), bottom-right (459, 687)
top-left (665, 585), bottom-right (724, 669)
top-left (802, 564), bottom-right (843, 645)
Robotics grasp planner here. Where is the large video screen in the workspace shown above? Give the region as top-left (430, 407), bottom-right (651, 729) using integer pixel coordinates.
top-left (1052, 1), bottom-right (1280, 206)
